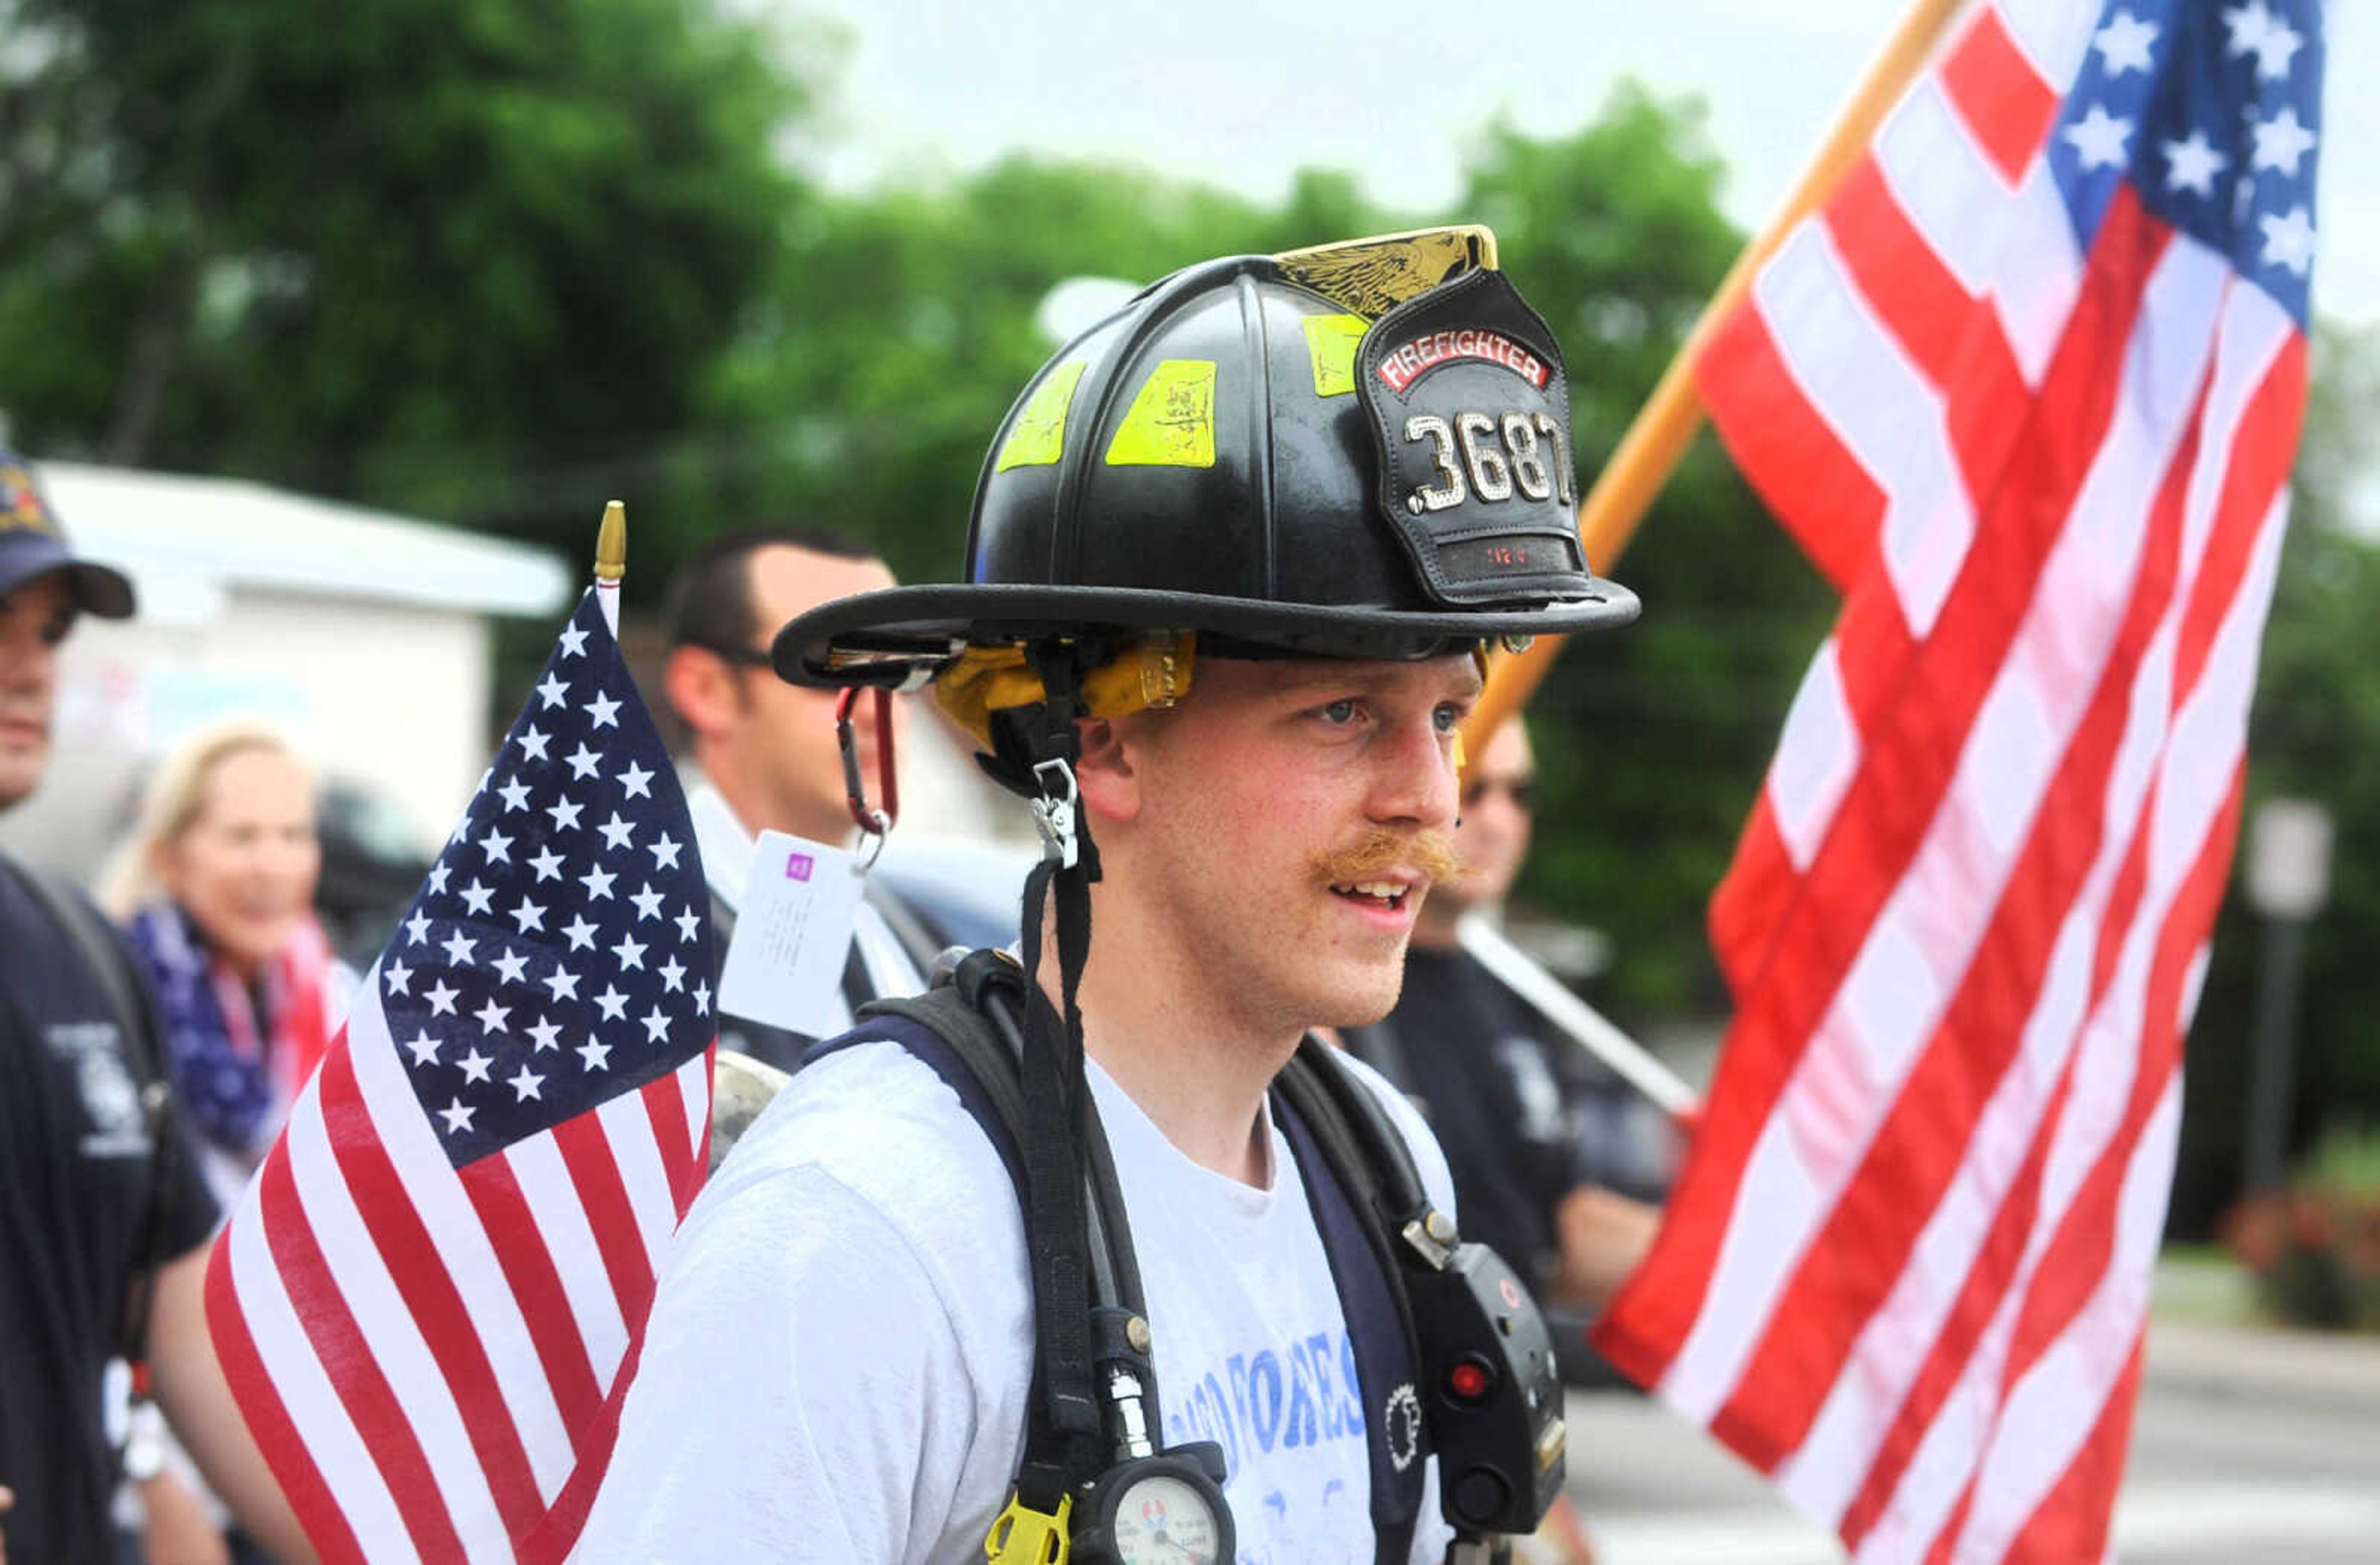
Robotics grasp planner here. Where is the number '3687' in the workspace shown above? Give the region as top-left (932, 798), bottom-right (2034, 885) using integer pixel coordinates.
top-left (1403, 412), bottom-right (1576, 516)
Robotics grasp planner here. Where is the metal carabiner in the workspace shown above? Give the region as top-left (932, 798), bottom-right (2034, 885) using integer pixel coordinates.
top-left (836, 686), bottom-right (898, 870)
top-left (1029, 757), bottom-right (1081, 870)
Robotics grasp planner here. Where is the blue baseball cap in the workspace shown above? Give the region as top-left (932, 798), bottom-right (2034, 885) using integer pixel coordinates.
top-left (0, 451), bottom-right (134, 619)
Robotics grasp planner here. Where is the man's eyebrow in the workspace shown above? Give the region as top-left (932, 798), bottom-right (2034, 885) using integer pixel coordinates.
top-left (1267, 659), bottom-right (1484, 695)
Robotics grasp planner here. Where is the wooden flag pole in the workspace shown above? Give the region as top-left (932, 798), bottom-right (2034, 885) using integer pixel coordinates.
top-left (1463, 0), bottom-right (1969, 747)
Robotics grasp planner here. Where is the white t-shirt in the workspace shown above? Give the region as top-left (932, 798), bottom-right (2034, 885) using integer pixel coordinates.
top-left (572, 1036), bottom-right (1460, 1564)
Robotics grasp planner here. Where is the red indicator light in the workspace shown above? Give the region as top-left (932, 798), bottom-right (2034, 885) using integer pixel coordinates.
top-left (1448, 1360), bottom-right (1494, 1402)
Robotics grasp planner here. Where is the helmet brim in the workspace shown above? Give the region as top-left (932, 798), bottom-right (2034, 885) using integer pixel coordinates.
top-left (771, 580), bottom-right (1641, 688)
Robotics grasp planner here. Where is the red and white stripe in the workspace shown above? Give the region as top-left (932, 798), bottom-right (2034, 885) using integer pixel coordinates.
top-left (1594, 4), bottom-right (2311, 1560)
top-left (207, 973), bottom-right (712, 1564)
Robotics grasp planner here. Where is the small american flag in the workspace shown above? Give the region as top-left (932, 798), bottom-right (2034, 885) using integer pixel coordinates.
top-left (1597, 2), bottom-right (2321, 1561)
top-left (206, 589), bottom-right (716, 1564)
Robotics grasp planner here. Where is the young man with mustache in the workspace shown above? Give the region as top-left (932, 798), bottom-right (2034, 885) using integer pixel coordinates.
top-left (576, 231), bottom-right (1639, 1563)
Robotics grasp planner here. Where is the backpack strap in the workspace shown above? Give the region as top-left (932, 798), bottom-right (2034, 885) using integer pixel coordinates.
top-left (829, 953), bottom-right (1124, 1510)
top-left (857, 976), bottom-right (1158, 1333)
top-left (840, 984), bottom-right (1032, 1188)
top-left (1274, 1040), bottom-right (1431, 1564)
top-left (1286, 1043), bottom-right (1571, 1543)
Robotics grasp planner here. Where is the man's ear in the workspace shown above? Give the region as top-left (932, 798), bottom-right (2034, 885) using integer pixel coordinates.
top-left (1072, 714), bottom-right (1143, 825)
top-left (662, 646), bottom-right (737, 743)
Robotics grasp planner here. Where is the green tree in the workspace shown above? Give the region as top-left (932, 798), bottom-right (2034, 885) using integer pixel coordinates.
top-left (0, 0), bottom-right (819, 557)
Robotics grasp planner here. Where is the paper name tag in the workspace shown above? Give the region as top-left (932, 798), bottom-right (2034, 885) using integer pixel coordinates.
top-left (715, 831), bottom-right (865, 1040)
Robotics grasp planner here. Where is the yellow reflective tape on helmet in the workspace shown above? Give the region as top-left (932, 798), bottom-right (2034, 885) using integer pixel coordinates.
top-left (1303, 314), bottom-right (1367, 398)
top-left (995, 361), bottom-right (1088, 472)
top-left (1104, 360), bottom-right (1217, 467)
top-left (934, 633), bottom-right (1198, 748)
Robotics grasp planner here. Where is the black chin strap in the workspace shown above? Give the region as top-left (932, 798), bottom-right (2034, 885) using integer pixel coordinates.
top-left (1010, 656), bottom-right (1108, 1513)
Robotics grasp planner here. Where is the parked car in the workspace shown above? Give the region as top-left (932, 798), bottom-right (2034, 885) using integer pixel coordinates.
top-left (314, 778), bottom-right (434, 968)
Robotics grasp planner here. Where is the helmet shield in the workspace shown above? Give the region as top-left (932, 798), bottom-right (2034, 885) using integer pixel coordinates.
top-left (1356, 268), bottom-right (1592, 607)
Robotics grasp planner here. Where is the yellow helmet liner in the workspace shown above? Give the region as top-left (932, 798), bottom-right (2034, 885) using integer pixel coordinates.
top-left (932, 631), bottom-right (1491, 758)
top-left (935, 633), bottom-right (1197, 749)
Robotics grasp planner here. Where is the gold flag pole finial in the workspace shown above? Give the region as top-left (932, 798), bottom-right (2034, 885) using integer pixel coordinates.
top-left (594, 500), bottom-right (627, 582)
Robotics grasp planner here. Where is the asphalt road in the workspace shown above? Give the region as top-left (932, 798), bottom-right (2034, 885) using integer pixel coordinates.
top-left (1562, 1377), bottom-right (2380, 1564)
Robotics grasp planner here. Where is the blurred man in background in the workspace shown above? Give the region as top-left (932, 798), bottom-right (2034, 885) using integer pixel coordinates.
top-left (659, 527), bottom-right (938, 1071)
top-left (0, 451), bottom-right (312, 1565)
top-left (1347, 717), bottom-right (1667, 1314)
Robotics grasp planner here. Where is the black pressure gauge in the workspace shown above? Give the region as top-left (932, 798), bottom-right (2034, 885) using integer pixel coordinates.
top-left (1071, 1449), bottom-right (1235, 1565)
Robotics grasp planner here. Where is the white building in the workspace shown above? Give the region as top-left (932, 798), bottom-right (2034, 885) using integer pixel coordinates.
top-left (0, 460), bottom-right (571, 878)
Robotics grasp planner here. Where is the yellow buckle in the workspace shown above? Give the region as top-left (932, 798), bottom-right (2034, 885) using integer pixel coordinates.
top-left (985, 1491), bottom-right (1072, 1564)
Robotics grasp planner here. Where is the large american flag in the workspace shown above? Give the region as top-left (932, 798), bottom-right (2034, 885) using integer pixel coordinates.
top-left (1595, 2), bottom-right (2321, 1560)
top-left (206, 589), bottom-right (716, 1564)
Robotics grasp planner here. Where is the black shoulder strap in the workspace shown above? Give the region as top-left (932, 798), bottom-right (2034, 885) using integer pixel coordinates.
top-left (2, 852), bottom-right (175, 1365)
top-left (842, 986), bottom-right (1033, 1188)
top-left (1284, 1038), bottom-right (1434, 1209)
top-left (1274, 1041), bottom-right (1431, 1564)
top-left (840, 954), bottom-right (1111, 1508)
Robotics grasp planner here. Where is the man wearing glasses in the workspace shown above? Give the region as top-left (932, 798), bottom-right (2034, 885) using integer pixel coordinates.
top-left (659, 529), bottom-right (936, 1070)
top-left (1349, 716), bottom-right (1666, 1320)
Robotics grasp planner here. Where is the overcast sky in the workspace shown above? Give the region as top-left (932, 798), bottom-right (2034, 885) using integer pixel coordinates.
top-left (799, 0), bottom-right (2376, 330)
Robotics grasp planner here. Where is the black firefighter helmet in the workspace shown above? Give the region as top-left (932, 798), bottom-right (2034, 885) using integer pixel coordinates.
top-left (774, 226), bottom-right (1637, 748)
